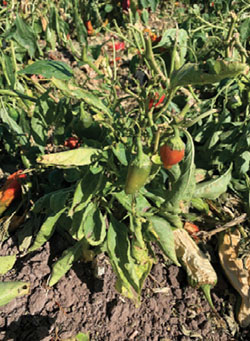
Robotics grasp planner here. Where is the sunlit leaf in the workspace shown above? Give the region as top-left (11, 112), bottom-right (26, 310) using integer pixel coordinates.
top-left (0, 281), bottom-right (30, 307)
top-left (37, 147), bottom-right (100, 167)
top-left (0, 255), bottom-right (16, 275)
top-left (19, 60), bottom-right (73, 80)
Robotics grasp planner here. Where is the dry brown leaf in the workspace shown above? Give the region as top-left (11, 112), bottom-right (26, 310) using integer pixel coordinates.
top-left (173, 228), bottom-right (217, 286)
top-left (218, 229), bottom-right (250, 328)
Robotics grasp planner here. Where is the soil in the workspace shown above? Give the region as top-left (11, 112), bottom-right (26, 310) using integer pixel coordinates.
top-left (1, 231), bottom-right (250, 341)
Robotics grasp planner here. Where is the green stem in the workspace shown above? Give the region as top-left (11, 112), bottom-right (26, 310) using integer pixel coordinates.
top-left (144, 36), bottom-right (168, 85)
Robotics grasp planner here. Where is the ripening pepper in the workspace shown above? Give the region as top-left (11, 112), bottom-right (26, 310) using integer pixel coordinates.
top-left (125, 138), bottom-right (151, 195)
top-left (0, 170), bottom-right (26, 216)
top-left (160, 127), bottom-right (185, 169)
top-left (64, 137), bottom-right (80, 149)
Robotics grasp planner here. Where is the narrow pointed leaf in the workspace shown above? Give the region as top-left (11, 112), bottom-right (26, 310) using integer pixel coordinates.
top-left (28, 208), bottom-right (66, 252)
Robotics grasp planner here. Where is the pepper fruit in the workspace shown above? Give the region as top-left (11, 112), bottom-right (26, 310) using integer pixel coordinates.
top-left (125, 138), bottom-right (151, 195)
top-left (0, 170), bottom-right (26, 216)
top-left (64, 137), bottom-right (80, 149)
top-left (160, 126), bottom-right (185, 169)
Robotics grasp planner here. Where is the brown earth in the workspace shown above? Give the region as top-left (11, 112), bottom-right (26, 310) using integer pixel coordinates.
top-left (1, 231), bottom-right (250, 341)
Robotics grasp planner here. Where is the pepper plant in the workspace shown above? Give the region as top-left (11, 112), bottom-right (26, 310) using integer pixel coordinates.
top-left (0, 3), bottom-right (250, 310)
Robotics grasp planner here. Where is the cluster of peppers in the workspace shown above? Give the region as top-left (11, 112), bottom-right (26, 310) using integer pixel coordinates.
top-left (125, 126), bottom-right (185, 194)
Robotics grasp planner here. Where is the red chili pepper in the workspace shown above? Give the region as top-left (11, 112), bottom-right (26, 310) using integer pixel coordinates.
top-left (148, 93), bottom-right (165, 110)
top-left (64, 137), bottom-right (80, 149)
top-left (160, 127), bottom-right (185, 169)
top-left (184, 222), bottom-right (200, 242)
top-left (3, 0), bottom-right (7, 5)
top-left (0, 171), bottom-right (26, 215)
top-left (85, 20), bottom-right (94, 35)
top-left (114, 42), bottom-right (125, 51)
top-left (122, 0), bottom-right (130, 11)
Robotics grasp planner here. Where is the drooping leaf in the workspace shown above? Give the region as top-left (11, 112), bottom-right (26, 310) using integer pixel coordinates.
top-left (19, 60), bottom-right (73, 80)
top-left (83, 203), bottom-right (106, 246)
top-left (149, 215), bottom-right (180, 266)
top-left (171, 61), bottom-right (248, 88)
top-left (13, 15), bottom-right (38, 58)
top-left (51, 78), bottom-right (112, 117)
top-left (0, 255), bottom-right (16, 275)
top-left (111, 143), bottom-right (128, 166)
top-left (37, 147), bottom-right (100, 167)
top-left (194, 164), bottom-right (232, 200)
top-left (49, 239), bottom-right (84, 286)
top-left (28, 208), bottom-right (67, 252)
top-left (0, 281), bottom-right (30, 307)
top-left (69, 171), bottom-right (104, 217)
top-left (107, 217), bottom-right (141, 303)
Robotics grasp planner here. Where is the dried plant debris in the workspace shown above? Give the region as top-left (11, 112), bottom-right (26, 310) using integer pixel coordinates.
top-left (219, 229), bottom-right (250, 328)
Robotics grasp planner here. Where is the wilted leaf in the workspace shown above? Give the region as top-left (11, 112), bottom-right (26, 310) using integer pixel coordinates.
top-left (171, 61), bottom-right (248, 88)
top-left (0, 281), bottom-right (30, 307)
top-left (107, 217), bottom-right (143, 304)
top-left (194, 164), bottom-right (232, 200)
top-left (219, 229), bottom-right (250, 328)
top-left (37, 147), bottom-right (100, 167)
top-left (83, 203), bottom-right (106, 246)
top-left (173, 228), bottom-right (217, 287)
top-left (0, 255), bottom-right (16, 275)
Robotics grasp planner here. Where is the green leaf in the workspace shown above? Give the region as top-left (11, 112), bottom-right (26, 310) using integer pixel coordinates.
top-left (69, 171), bottom-right (104, 217)
top-left (155, 28), bottom-right (188, 66)
top-left (112, 143), bottom-right (128, 166)
top-left (113, 191), bottom-right (151, 215)
top-left (37, 147), bottom-right (100, 167)
top-left (0, 255), bottom-right (16, 275)
top-left (49, 239), bottom-right (84, 286)
top-left (0, 105), bottom-right (27, 145)
top-left (13, 15), bottom-right (38, 58)
top-left (171, 61), bottom-right (248, 88)
top-left (107, 217), bottom-right (141, 303)
top-left (51, 78), bottom-right (112, 118)
top-left (149, 215), bottom-right (180, 266)
top-left (19, 60), bottom-right (73, 80)
top-left (28, 208), bottom-right (67, 252)
top-left (84, 203), bottom-right (106, 246)
top-left (240, 18), bottom-right (250, 42)
top-left (0, 281), bottom-right (30, 307)
top-left (194, 164), bottom-right (232, 200)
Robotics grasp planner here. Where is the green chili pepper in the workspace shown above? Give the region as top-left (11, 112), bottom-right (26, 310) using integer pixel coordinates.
top-left (125, 137), bottom-right (151, 195)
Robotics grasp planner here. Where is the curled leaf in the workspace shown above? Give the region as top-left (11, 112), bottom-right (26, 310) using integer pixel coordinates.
top-left (173, 228), bottom-right (217, 287)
